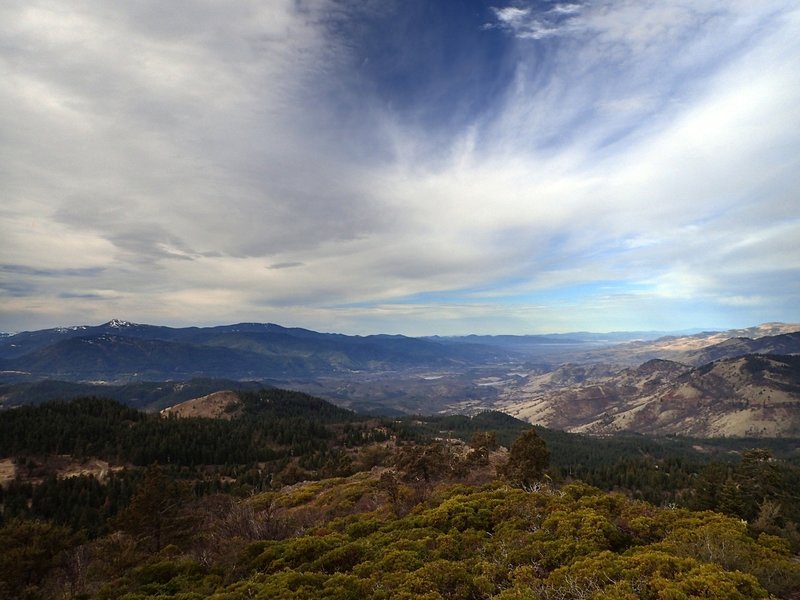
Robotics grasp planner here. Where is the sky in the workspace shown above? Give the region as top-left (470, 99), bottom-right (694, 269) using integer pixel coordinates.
top-left (1, 0), bottom-right (799, 336)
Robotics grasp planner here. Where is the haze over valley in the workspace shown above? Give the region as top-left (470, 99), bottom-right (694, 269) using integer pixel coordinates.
top-left (2, 319), bottom-right (799, 438)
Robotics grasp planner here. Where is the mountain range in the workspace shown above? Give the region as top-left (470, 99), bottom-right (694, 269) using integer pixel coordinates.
top-left (1, 320), bottom-right (800, 437)
top-left (537, 323), bottom-right (800, 366)
top-left (4, 320), bottom-right (799, 382)
top-left (0, 319), bottom-right (509, 382)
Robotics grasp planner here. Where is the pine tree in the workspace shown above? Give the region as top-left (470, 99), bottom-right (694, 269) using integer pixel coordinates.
top-left (113, 465), bottom-right (197, 553)
top-left (500, 429), bottom-right (550, 490)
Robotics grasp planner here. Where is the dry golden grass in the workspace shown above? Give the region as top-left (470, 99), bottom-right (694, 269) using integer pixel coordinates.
top-left (160, 390), bottom-right (242, 419)
top-left (0, 458), bottom-right (15, 486)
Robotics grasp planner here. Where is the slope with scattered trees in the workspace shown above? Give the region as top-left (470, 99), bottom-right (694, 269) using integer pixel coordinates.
top-left (1, 392), bottom-right (800, 598)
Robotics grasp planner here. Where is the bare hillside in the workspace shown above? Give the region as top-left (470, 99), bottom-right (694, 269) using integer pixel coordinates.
top-left (563, 323), bottom-right (800, 366)
top-left (500, 354), bottom-right (800, 437)
top-left (160, 390), bottom-right (243, 419)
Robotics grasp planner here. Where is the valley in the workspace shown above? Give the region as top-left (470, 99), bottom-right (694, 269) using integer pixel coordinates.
top-left (2, 320), bottom-right (800, 439)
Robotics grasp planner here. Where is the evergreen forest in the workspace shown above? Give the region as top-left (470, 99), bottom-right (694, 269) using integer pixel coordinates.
top-left (1, 390), bottom-right (799, 599)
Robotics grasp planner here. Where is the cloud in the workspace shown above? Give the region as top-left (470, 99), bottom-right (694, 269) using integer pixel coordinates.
top-left (1, 0), bottom-right (799, 334)
top-left (489, 3), bottom-right (583, 39)
top-left (492, 7), bottom-right (532, 27)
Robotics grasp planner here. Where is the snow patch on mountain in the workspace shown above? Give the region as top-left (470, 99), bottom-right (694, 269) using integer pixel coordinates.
top-left (106, 319), bottom-right (136, 328)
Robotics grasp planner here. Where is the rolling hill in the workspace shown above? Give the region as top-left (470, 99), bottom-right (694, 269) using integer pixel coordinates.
top-left (0, 378), bottom-right (267, 411)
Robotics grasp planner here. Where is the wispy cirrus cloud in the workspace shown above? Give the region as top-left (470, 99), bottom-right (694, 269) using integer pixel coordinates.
top-left (0, 0), bottom-right (798, 334)
top-left (488, 3), bottom-right (583, 39)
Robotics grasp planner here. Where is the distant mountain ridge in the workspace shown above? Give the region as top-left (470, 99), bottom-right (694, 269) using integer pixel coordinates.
top-left (559, 323), bottom-right (800, 366)
top-left (4, 320), bottom-right (797, 363)
top-left (2, 320), bottom-right (799, 438)
top-left (0, 319), bottom-right (513, 383)
top-left (677, 331), bottom-right (800, 365)
top-left (2, 320), bottom-right (798, 379)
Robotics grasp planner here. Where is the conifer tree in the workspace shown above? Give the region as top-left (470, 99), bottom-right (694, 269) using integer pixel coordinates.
top-left (113, 465), bottom-right (196, 553)
top-left (500, 429), bottom-right (550, 490)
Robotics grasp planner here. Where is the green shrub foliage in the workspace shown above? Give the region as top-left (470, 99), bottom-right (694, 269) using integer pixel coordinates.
top-left (2, 394), bottom-right (800, 598)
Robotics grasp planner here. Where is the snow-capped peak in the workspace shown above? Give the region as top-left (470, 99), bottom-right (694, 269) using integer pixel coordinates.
top-left (106, 319), bottom-right (136, 328)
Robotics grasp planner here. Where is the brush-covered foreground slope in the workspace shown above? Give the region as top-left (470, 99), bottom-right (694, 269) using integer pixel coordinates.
top-left (4, 472), bottom-right (799, 598)
top-left (502, 354), bottom-right (800, 437)
top-left (3, 392), bottom-right (800, 598)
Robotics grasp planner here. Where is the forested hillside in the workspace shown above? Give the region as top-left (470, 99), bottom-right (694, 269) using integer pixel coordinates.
top-left (0, 321), bottom-right (508, 383)
top-left (0, 378), bottom-right (267, 411)
top-left (1, 392), bottom-right (799, 598)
